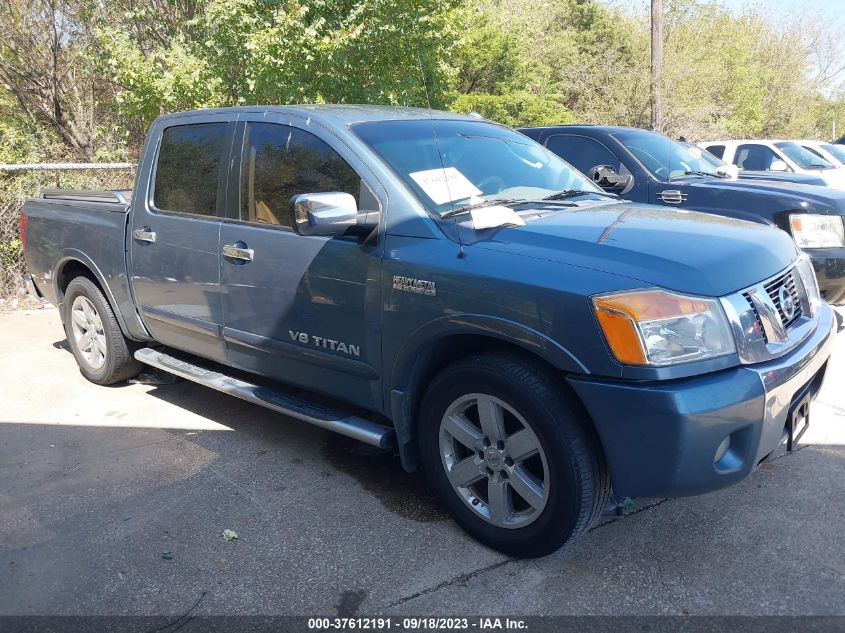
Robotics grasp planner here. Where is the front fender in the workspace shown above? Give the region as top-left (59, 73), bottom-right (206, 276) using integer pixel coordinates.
top-left (387, 313), bottom-right (589, 471)
top-left (391, 314), bottom-right (589, 388)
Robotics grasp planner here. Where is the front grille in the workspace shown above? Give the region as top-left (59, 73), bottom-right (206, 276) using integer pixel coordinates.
top-left (742, 290), bottom-right (767, 341)
top-left (764, 269), bottom-right (803, 328)
top-left (742, 268), bottom-right (803, 343)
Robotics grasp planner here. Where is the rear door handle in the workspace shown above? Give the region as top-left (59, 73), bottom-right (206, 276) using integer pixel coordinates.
top-left (132, 228), bottom-right (156, 243)
top-left (222, 243), bottom-right (254, 262)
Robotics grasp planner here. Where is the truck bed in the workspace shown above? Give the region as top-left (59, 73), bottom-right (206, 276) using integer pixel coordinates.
top-left (23, 188), bottom-right (142, 337)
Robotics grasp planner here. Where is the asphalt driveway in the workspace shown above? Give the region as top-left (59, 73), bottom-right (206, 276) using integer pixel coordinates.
top-left (1, 308), bottom-right (844, 616)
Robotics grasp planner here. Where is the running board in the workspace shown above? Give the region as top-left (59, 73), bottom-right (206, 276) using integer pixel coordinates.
top-left (134, 348), bottom-right (395, 449)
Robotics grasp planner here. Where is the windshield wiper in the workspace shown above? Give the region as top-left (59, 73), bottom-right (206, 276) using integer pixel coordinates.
top-left (682, 170), bottom-right (722, 178)
top-left (543, 189), bottom-right (620, 201)
top-left (440, 198), bottom-right (522, 219)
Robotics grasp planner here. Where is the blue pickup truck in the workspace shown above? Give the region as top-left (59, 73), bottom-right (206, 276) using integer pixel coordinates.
top-left (22, 106), bottom-right (836, 557)
top-left (519, 125), bottom-right (845, 305)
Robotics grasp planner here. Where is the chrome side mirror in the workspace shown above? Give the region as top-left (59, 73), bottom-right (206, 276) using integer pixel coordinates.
top-left (589, 165), bottom-right (632, 191)
top-left (770, 159), bottom-right (789, 172)
top-left (717, 164), bottom-right (739, 179)
top-left (291, 192), bottom-right (358, 237)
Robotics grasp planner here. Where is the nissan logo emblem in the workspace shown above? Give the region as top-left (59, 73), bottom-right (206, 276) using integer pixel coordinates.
top-left (779, 285), bottom-right (797, 320)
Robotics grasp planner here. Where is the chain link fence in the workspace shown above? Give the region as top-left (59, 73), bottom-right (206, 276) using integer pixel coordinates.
top-left (0, 164), bottom-right (135, 310)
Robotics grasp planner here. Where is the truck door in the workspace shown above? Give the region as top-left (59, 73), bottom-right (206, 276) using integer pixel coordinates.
top-left (129, 117), bottom-right (234, 362)
top-left (218, 117), bottom-right (384, 411)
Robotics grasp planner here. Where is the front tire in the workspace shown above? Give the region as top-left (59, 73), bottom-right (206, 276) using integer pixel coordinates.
top-left (63, 276), bottom-right (142, 385)
top-left (418, 352), bottom-right (610, 558)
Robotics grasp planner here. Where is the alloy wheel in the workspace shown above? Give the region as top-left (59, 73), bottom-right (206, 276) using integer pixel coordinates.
top-left (70, 295), bottom-right (107, 370)
top-left (438, 393), bottom-right (550, 529)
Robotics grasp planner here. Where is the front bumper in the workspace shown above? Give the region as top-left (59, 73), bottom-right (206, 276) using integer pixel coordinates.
top-left (806, 247), bottom-right (845, 305)
top-left (568, 303), bottom-right (837, 498)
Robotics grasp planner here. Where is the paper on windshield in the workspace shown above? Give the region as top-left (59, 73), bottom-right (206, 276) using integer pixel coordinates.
top-left (409, 167), bottom-right (481, 205)
top-left (470, 205), bottom-right (526, 230)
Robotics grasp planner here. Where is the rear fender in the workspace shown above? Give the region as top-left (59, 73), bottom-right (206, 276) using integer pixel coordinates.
top-left (53, 249), bottom-right (150, 341)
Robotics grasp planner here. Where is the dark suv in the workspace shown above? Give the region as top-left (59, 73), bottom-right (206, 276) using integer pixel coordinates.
top-left (519, 125), bottom-right (845, 304)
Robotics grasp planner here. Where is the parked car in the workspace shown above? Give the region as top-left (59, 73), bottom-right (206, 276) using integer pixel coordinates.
top-left (23, 106), bottom-right (836, 557)
top-left (699, 139), bottom-right (845, 189)
top-left (693, 143), bottom-right (828, 186)
top-left (519, 125), bottom-right (845, 304)
top-left (795, 139), bottom-right (845, 169)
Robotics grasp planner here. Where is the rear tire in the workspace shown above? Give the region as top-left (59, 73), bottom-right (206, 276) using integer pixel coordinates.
top-left (63, 276), bottom-right (143, 385)
top-left (418, 351), bottom-right (610, 558)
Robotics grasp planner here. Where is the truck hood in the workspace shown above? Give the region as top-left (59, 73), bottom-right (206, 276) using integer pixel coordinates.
top-left (464, 202), bottom-right (799, 297)
top-left (684, 177), bottom-right (845, 211)
top-left (738, 171), bottom-right (827, 186)
top-left (813, 167), bottom-right (845, 189)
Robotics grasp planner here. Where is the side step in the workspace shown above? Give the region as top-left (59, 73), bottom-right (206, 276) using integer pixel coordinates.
top-left (134, 348), bottom-right (395, 449)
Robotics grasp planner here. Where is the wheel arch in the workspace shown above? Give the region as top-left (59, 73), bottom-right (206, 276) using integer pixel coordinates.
top-left (53, 252), bottom-right (134, 339)
top-left (387, 315), bottom-right (590, 472)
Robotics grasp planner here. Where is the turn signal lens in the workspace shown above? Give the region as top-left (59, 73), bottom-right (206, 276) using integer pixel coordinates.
top-left (593, 289), bottom-right (736, 366)
top-left (594, 308), bottom-right (646, 364)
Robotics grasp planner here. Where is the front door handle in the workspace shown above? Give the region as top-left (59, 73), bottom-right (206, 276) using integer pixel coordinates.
top-left (222, 243), bottom-right (254, 262)
top-left (132, 228), bottom-right (156, 243)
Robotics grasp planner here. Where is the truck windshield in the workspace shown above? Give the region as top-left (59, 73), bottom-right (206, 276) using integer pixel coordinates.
top-left (352, 119), bottom-right (600, 216)
top-left (612, 129), bottom-right (719, 180)
top-left (775, 142), bottom-right (833, 170)
top-left (821, 142), bottom-right (845, 164)
top-left (694, 146), bottom-right (726, 168)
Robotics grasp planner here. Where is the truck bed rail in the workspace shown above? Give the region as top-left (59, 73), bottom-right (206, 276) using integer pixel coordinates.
top-left (39, 189), bottom-right (132, 205)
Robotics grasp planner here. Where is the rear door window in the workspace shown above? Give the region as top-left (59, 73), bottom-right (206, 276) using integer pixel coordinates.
top-left (153, 123), bottom-right (227, 216)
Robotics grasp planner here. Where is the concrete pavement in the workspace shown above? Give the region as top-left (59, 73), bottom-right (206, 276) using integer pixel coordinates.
top-left (0, 308), bottom-right (843, 616)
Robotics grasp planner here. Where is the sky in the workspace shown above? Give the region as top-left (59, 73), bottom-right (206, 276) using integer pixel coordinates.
top-left (619, 0), bottom-right (845, 17)
top-left (717, 0), bottom-right (845, 14)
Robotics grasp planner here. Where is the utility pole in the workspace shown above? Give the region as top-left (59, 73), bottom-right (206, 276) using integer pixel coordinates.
top-left (651, 0), bottom-right (663, 132)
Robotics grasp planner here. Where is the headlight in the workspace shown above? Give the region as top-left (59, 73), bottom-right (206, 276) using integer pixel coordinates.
top-left (592, 289), bottom-right (736, 366)
top-left (789, 214), bottom-right (845, 248)
top-left (795, 254), bottom-right (822, 315)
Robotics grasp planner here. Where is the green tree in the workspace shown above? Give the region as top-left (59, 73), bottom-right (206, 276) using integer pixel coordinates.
top-left (450, 93), bottom-right (574, 126)
top-left (94, 0), bottom-right (463, 142)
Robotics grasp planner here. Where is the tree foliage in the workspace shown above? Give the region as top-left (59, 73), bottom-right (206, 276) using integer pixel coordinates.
top-left (0, 0), bottom-right (844, 157)
top-left (93, 0), bottom-right (461, 133)
top-left (447, 0), bottom-right (845, 137)
top-left (0, 0), bottom-right (100, 159)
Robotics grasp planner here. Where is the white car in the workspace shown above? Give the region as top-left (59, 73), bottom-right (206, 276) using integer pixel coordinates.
top-left (698, 139), bottom-right (845, 190)
top-left (795, 139), bottom-right (845, 169)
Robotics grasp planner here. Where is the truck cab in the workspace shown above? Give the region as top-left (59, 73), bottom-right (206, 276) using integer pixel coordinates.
top-left (701, 139), bottom-right (845, 189)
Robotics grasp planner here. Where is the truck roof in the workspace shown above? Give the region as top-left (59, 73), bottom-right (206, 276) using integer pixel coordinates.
top-left (519, 124), bottom-right (640, 134)
top-left (156, 104), bottom-right (479, 126)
